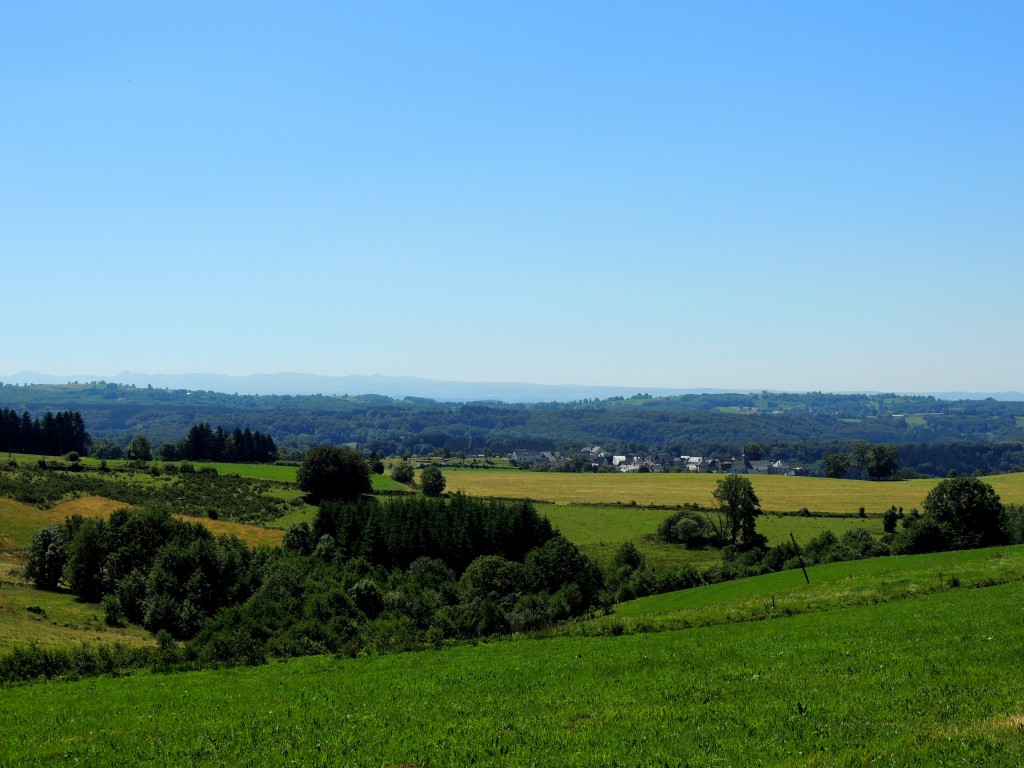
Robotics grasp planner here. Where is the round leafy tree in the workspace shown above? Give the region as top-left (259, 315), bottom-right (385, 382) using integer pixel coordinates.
top-left (419, 465), bottom-right (446, 497)
top-left (390, 460), bottom-right (415, 484)
top-left (922, 475), bottom-right (1005, 550)
top-left (297, 446), bottom-right (372, 503)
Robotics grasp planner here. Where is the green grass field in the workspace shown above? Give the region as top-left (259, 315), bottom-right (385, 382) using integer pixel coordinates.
top-left (537, 503), bottom-right (722, 570)
top-left (581, 544), bottom-right (1024, 635)
top-left (180, 461), bottom-right (298, 482)
top-left (4, 465), bottom-right (1024, 766)
top-left (0, 581), bottom-right (155, 654)
top-left (3, 576), bottom-right (1023, 765)
top-left (539, 503), bottom-right (887, 569)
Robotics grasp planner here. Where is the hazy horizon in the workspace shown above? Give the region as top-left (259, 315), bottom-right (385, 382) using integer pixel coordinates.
top-left (4, 369), bottom-right (1022, 403)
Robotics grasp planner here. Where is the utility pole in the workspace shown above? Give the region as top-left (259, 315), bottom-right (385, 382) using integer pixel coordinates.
top-left (790, 532), bottom-right (810, 585)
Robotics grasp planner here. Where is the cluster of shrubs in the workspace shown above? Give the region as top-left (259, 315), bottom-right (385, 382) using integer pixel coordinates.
top-left (17, 493), bottom-right (604, 674)
top-left (25, 505), bottom-right (262, 639)
top-left (658, 506), bottom-right (718, 548)
top-left (636, 476), bottom-right (1024, 601)
top-left (190, 493), bottom-right (601, 663)
top-left (0, 642), bottom-right (158, 684)
top-left (189, 533), bottom-right (601, 665)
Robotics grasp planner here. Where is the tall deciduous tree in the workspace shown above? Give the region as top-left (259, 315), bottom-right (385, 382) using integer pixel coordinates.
top-left (710, 474), bottom-right (762, 549)
top-left (850, 440), bottom-right (871, 479)
top-left (420, 465), bottom-right (446, 497)
top-left (865, 444), bottom-right (900, 480)
top-left (390, 460), bottom-right (415, 483)
top-left (126, 435), bottom-right (152, 462)
top-left (742, 442), bottom-right (765, 461)
top-left (823, 452), bottom-right (851, 479)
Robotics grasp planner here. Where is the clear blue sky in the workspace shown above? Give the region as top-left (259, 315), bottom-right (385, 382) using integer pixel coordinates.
top-left (2, 2), bottom-right (1022, 393)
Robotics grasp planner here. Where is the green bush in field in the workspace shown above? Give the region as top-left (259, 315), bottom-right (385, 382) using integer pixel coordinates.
top-left (658, 509), bottom-right (714, 548)
top-left (390, 460), bottom-right (415, 483)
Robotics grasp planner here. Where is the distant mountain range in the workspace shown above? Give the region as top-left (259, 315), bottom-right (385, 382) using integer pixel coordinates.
top-left (2, 370), bottom-right (1022, 403)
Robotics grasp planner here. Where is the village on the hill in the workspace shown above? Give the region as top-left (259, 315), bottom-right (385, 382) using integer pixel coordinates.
top-left (509, 446), bottom-right (808, 475)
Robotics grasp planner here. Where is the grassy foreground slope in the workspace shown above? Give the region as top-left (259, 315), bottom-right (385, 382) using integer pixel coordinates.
top-left (4, 581), bottom-right (1024, 765)
top-left (577, 544), bottom-right (1024, 635)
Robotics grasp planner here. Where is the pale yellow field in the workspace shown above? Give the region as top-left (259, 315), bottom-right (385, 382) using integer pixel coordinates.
top-left (0, 495), bottom-right (282, 561)
top-left (188, 515), bottom-right (283, 548)
top-left (0, 497), bottom-right (111, 569)
top-left (442, 469), bottom-right (1024, 514)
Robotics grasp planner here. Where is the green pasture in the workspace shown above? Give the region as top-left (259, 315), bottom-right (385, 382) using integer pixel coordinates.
top-left (183, 461), bottom-right (297, 482)
top-left (442, 467), bottom-right (1024, 513)
top-left (0, 581), bottom-right (154, 655)
top-left (158, 462), bottom-right (406, 491)
top-left (537, 503), bottom-right (720, 570)
top-left (536, 503), bottom-right (884, 570)
top-left (758, 512), bottom-right (884, 545)
top-left (586, 544), bottom-right (1024, 634)
top-left (3, 580), bottom-right (1024, 765)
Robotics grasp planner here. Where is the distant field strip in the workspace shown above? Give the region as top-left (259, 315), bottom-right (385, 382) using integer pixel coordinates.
top-left (445, 469), bottom-right (1024, 512)
top-left (158, 461), bottom-right (407, 492)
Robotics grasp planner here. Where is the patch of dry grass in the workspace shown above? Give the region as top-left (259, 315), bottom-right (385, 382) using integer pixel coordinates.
top-left (1, 496), bottom-right (282, 570)
top-left (175, 514), bottom-right (284, 548)
top-left (443, 469), bottom-right (1024, 514)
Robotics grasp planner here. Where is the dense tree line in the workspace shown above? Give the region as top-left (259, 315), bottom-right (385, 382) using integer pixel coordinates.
top-left (0, 408), bottom-right (90, 456)
top-left (23, 494), bottom-right (603, 666)
top-left (25, 506), bottom-right (261, 638)
top-left (158, 422), bottom-right (277, 463)
top-left (3, 384), bottom-right (1024, 475)
top-left (288, 493), bottom-right (557, 573)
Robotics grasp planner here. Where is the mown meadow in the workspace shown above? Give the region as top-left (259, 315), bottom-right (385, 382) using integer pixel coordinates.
top-left (440, 467), bottom-right (1024, 513)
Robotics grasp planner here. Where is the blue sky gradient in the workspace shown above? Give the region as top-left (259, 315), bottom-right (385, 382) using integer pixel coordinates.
top-left (2, 2), bottom-right (1021, 392)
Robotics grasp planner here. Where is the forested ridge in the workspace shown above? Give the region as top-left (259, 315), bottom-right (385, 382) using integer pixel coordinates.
top-left (2, 383), bottom-right (1024, 475)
